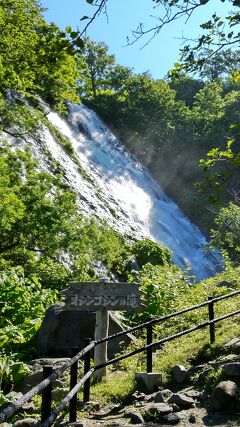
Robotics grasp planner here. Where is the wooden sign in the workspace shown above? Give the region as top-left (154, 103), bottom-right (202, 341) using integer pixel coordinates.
top-left (61, 281), bottom-right (145, 311)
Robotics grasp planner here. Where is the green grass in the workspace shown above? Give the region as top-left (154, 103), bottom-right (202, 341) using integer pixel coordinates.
top-left (90, 370), bottom-right (136, 405)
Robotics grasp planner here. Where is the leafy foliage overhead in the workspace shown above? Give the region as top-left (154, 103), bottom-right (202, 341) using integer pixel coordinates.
top-left (79, 37), bottom-right (116, 97)
top-left (80, 1), bottom-right (240, 76)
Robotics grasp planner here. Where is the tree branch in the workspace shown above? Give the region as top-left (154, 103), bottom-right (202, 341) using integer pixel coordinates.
top-left (127, 0), bottom-right (208, 46)
top-left (79, 0), bottom-right (108, 38)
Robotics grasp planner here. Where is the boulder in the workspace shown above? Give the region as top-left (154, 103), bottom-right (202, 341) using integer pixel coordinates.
top-left (135, 372), bottom-right (162, 393)
top-left (134, 401), bottom-right (145, 408)
top-left (216, 280), bottom-right (233, 289)
top-left (124, 409), bottom-right (145, 424)
top-left (225, 338), bottom-right (240, 351)
top-left (168, 393), bottom-right (195, 409)
top-left (145, 402), bottom-right (173, 416)
top-left (21, 358), bottom-right (70, 393)
top-left (154, 389), bottom-right (173, 403)
top-left (83, 401), bottom-right (101, 411)
top-left (184, 389), bottom-right (201, 400)
top-left (172, 365), bottom-right (188, 384)
top-left (36, 305), bottom-right (135, 357)
top-left (13, 418), bottom-right (39, 427)
top-left (132, 391), bottom-right (146, 402)
top-left (223, 362), bottom-right (240, 376)
top-left (189, 414), bottom-right (197, 423)
top-left (209, 380), bottom-right (238, 410)
top-left (162, 413), bottom-right (181, 424)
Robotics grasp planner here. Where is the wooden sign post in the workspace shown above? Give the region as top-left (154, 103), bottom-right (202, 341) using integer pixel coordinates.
top-left (94, 278), bottom-right (109, 379)
top-left (94, 309), bottom-right (109, 378)
top-left (61, 280), bottom-right (144, 379)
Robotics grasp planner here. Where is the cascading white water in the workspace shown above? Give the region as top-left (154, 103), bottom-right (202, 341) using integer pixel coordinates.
top-left (42, 103), bottom-right (220, 281)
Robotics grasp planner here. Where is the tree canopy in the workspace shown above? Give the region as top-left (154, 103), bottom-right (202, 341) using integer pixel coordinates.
top-left (0, 0), bottom-right (82, 131)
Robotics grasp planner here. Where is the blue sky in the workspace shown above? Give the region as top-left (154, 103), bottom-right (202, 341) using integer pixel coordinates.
top-left (42, 0), bottom-right (231, 79)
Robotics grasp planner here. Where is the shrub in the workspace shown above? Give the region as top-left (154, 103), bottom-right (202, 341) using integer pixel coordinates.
top-left (130, 239), bottom-right (172, 268)
top-left (210, 203), bottom-right (240, 265)
top-left (125, 263), bottom-right (190, 324)
top-left (0, 266), bottom-right (57, 354)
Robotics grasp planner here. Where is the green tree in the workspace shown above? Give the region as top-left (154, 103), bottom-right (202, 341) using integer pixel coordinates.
top-left (0, 145), bottom-right (76, 283)
top-left (210, 203), bottom-right (240, 265)
top-left (82, 62), bottom-right (134, 123)
top-left (199, 136), bottom-right (240, 204)
top-left (108, 65), bottom-right (134, 91)
top-left (0, 0), bottom-right (81, 127)
top-left (125, 263), bottom-right (190, 324)
top-left (191, 82), bottom-right (225, 140)
top-left (198, 49), bottom-right (240, 82)
top-left (80, 37), bottom-right (115, 97)
top-left (196, 80), bottom-right (240, 204)
top-left (193, 82), bottom-right (225, 122)
top-left (130, 239), bottom-right (172, 268)
top-left (169, 75), bottom-right (204, 107)
top-left (0, 0), bottom-right (42, 96)
top-left (34, 21), bottom-right (80, 109)
top-left (110, 73), bottom-right (180, 153)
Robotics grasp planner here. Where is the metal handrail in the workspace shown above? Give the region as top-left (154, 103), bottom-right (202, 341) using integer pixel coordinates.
top-left (94, 307), bottom-right (240, 370)
top-left (41, 369), bottom-right (95, 427)
top-left (0, 342), bottom-right (95, 423)
top-left (95, 289), bottom-right (240, 345)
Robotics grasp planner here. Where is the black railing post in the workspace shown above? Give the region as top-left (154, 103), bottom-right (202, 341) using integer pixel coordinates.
top-left (69, 347), bottom-right (79, 422)
top-left (208, 296), bottom-right (215, 344)
top-left (146, 319), bottom-right (153, 373)
top-left (83, 338), bottom-right (92, 403)
top-left (41, 365), bottom-right (53, 423)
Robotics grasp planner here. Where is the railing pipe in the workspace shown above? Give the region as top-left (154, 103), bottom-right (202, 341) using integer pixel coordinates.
top-left (0, 341), bottom-right (95, 424)
top-left (69, 347), bottom-right (79, 422)
top-left (146, 318), bottom-right (153, 373)
top-left (96, 290), bottom-right (240, 345)
top-left (208, 296), bottom-right (215, 344)
top-left (83, 338), bottom-right (91, 403)
top-left (41, 369), bottom-right (95, 427)
top-left (41, 366), bottom-right (53, 423)
top-left (95, 307), bottom-right (240, 371)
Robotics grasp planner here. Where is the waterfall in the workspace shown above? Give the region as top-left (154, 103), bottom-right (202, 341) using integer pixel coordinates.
top-left (4, 102), bottom-right (220, 280)
top-left (46, 103), bottom-right (220, 280)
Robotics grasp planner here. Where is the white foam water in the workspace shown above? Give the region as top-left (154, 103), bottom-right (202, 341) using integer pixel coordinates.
top-left (45, 103), bottom-right (220, 281)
